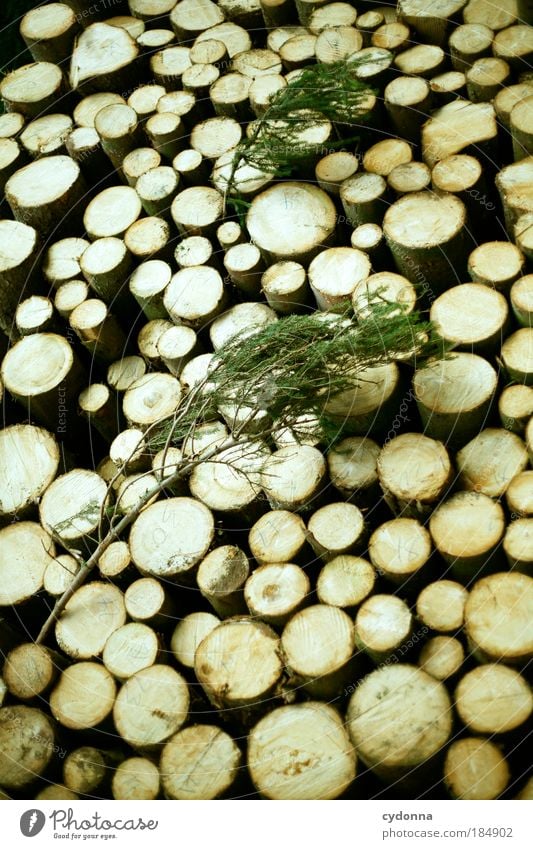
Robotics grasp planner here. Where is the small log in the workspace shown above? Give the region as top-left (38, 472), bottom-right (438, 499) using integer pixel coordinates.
top-left (44, 236), bottom-right (89, 288)
top-left (224, 243), bottom-right (265, 297)
top-left (416, 579), bottom-right (469, 633)
top-left (493, 24), bottom-right (533, 72)
top-left (431, 282), bottom-right (508, 354)
top-left (161, 725), bottom-right (241, 800)
top-left (191, 116), bottom-right (242, 160)
top-left (496, 156), bottom-right (533, 235)
top-left (171, 185), bottom-right (224, 237)
top-left (20, 113), bottom-right (73, 159)
top-left (195, 617), bottom-right (283, 710)
top-left (70, 299), bottom-right (127, 363)
top-left (1, 332), bottom-right (86, 433)
top-left (419, 636), bottom-right (464, 681)
top-left (129, 497), bottom-right (215, 580)
top-left (210, 301), bottom-right (278, 349)
top-left (261, 445), bottom-right (326, 512)
top-left (170, 0), bottom-right (224, 42)
top-left (151, 46), bottom-right (193, 89)
top-left (421, 100), bottom-right (498, 168)
top-left (136, 166), bottom-right (179, 218)
top-left (21, 3), bottom-right (79, 64)
top-left (394, 44), bottom-right (446, 78)
top-left (384, 75), bottom-right (433, 143)
top-left (103, 622), bottom-right (160, 680)
top-left (156, 90), bottom-right (197, 125)
top-left (50, 661), bottom-right (116, 730)
top-left (504, 519), bottom-right (533, 574)
top-left (83, 186), bottom-right (142, 240)
top-left (128, 84), bottom-right (167, 122)
top-left (0, 62), bottom-right (65, 118)
top-left (110, 428), bottom-right (151, 474)
top-left (355, 593), bottom-right (414, 664)
top-left (352, 270), bottom-right (417, 318)
top-left (515, 213), bottom-right (533, 264)
top-left (79, 383), bottom-right (121, 443)
top-left (123, 147), bottom-right (162, 187)
top-left (383, 191), bottom-right (468, 291)
top-left (63, 747), bottom-right (108, 796)
top-left (145, 112), bottom-right (186, 159)
top-left (189, 438), bottom-right (267, 515)
top-left (413, 353), bottom-right (498, 447)
top-left (190, 38), bottom-right (229, 68)
top-left (217, 221), bottom-right (245, 250)
top-left (506, 471), bottom-right (533, 517)
top-left (279, 34), bottom-right (317, 70)
top-left (340, 172), bottom-right (388, 228)
top-left (282, 603), bottom-right (356, 698)
top-left (3, 643), bottom-right (61, 700)
top-left (69, 23), bottom-right (140, 94)
top-left (112, 757), bottom-right (160, 800)
top-left (463, 0), bottom-right (517, 29)
top-left (44, 553), bottom-right (82, 598)
top-left (80, 236), bottom-right (133, 307)
top-left (326, 436), bottom-right (381, 503)
top-left (54, 280), bottom-right (89, 320)
top-left (369, 518), bottom-right (432, 586)
top-left (6, 155), bottom-right (86, 239)
top-left (308, 247), bottom-right (371, 311)
top-left (247, 182), bottom-right (337, 265)
top-left (175, 235), bottom-right (215, 268)
top-left (107, 356), bottom-right (147, 393)
top-left (125, 217), bottom-right (172, 263)
top-left (39, 468), bottom-right (108, 552)
top-left (114, 665), bottom-right (189, 751)
top-left (248, 509), bottom-right (307, 565)
top-left (501, 328), bottom-right (533, 384)
top-left (0, 424), bottom-right (59, 524)
top-left (248, 702), bottom-right (356, 799)
top-left (325, 362), bottom-right (401, 437)
top-left (372, 21), bottom-right (410, 53)
top-left (130, 259), bottom-right (171, 319)
top-left (377, 432), bottom-right (452, 520)
top-left (346, 664), bottom-right (452, 782)
top-left (108, 16), bottom-right (146, 40)
top-left (170, 611), bottom-right (220, 669)
top-left (98, 540), bottom-right (132, 582)
top-left (315, 151), bottom-right (358, 197)
top-left (173, 148), bottom-right (209, 185)
top-left (431, 153), bottom-right (487, 216)
top-left (164, 266), bottom-right (227, 327)
top-left (55, 582), bottom-right (126, 659)
top-left (466, 55), bottom-right (510, 104)
top-left (157, 325), bottom-right (200, 376)
top-left (465, 572), bottom-right (533, 665)
top-left (444, 738), bottom-right (510, 800)
top-left (429, 492), bottom-right (505, 579)
top-left (468, 240), bottom-right (525, 293)
top-left (261, 260), bottom-right (310, 314)
top-left (455, 663), bottom-right (532, 735)
top-left (363, 138), bottom-right (413, 178)
top-left (456, 427), bottom-right (529, 497)
top-left (122, 372), bottom-right (181, 429)
top-left (66, 127), bottom-right (110, 181)
top-left (0, 705), bottom-right (56, 789)
top-left (94, 104), bottom-right (144, 176)
top-left (314, 26), bottom-right (362, 64)
top-left (430, 70), bottom-right (468, 103)
top-left (0, 138), bottom-right (26, 196)
top-left (316, 555), bottom-right (375, 611)
top-left (398, 0), bottom-right (466, 46)
top-left (197, 545), bottom-right (249, 617)
top-left (124, 576), bottom-right (175, 626)
top-left (0, 112), bottom-right (25, 139)
top-left (249, 74), bottom-right (287, 117)
top-left (245, 562), bottom-right (310, 627)
top-left (117, 471), bottom-right (159, 514)
top-left (306, 502), bottom-right (365, 562)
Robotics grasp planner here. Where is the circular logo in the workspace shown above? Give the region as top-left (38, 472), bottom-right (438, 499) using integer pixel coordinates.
top-left (20, 810), bottom-right (46, 838)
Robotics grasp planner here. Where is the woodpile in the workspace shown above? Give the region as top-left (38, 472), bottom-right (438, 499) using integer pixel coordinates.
top-left (0, 0), bottom-right (532, 803)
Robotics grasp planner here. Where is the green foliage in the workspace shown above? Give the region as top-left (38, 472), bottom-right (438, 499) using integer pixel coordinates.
top-left (225, 61), bottom-right (376, 212)
top-left (147, 298), bottom-right (446, 454)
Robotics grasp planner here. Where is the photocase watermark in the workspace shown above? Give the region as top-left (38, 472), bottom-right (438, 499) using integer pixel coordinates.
top-left (2, 708), bottom-right (67, 760)
top-left (20, 810), bottom-right (46, 838)
top-left (19, 808), bottom-right (159, 839)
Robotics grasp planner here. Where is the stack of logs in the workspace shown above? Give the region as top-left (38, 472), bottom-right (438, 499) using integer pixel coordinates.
top-left (0, 0), bottom-right (532, 802)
